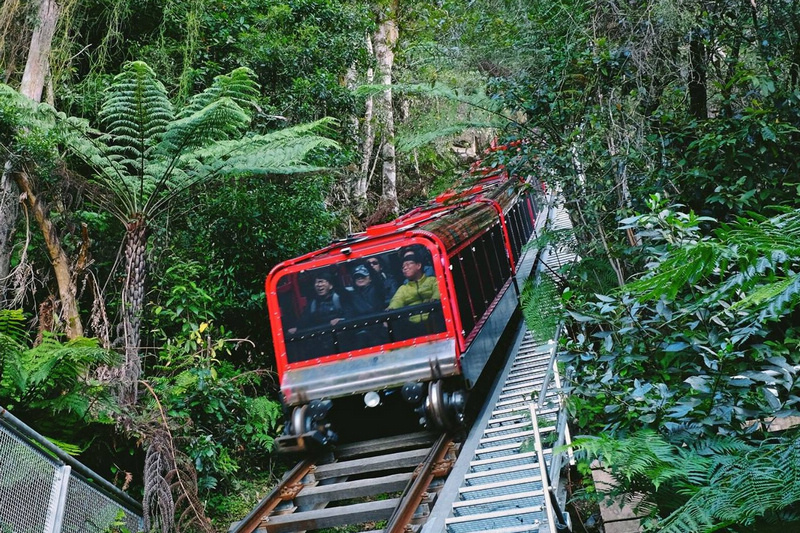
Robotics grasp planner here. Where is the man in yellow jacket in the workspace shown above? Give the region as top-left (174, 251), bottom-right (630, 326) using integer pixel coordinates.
top-left (388, 253), bottom-right (440, 325)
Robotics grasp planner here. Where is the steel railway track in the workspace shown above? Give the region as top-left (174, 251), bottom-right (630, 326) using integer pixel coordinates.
top-left (229, 431), bottom-right (458, 533)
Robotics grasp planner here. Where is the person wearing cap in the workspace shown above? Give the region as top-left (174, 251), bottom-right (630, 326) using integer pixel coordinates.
top-left (345, 263), bottom-right (385, 316)
top-left (288, 270), bottom-right (345, 334)
top-left (387, 252), bottom-right (440, 324)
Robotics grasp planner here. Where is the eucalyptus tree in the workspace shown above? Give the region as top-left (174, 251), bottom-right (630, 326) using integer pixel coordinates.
top-left (67, 61), bottom-right (337, 401)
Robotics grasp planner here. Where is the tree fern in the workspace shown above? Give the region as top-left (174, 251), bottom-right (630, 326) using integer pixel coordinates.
top-left (58, 61), bottom-right (340, 378)
top-left (574, 431), bottom-right (800, 532)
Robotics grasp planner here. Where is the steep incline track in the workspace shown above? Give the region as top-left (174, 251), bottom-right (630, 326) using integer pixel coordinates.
top-left (230, 432), bottom-right (458, 533)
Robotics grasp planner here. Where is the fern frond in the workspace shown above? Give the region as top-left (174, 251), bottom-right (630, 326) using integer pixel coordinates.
top-left (97, 61), bottom-right (174, 187)
top-left (397, 120), bottom-right (502, 152)
top-left (730, 274), bottom-right (800, 319)
top-left (626, 240), bottom-right (724, 301)
top-left (657, 435), bottom-right (800, 533)
top-left (179, 67), bottom-right (259, 119)
top-left (356, 81), bottom-right (510, 150)
top-left (99, 62), bottom-right (173, 143)
top-left (724, 209), bottom-right (800, 258)
top-left (159, 97), bottom-right (252, 154)
top-left (191, 118), bottom-right (339, 176)
top-left (0, 309), bottom-right (27, 342)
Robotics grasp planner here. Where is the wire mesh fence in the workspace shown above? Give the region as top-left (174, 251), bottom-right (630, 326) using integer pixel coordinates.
top-left (0, 410), bottom-right (142, 533)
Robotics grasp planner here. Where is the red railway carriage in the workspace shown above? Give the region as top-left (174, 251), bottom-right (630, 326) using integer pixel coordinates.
top-left (265, 166), bottom-right (544, 451)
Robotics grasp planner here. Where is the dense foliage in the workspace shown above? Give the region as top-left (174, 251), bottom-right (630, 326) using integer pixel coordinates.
top-left (4, 0), bottom-right (800, 530)
top-left (423, 0), bottom-right (800, 530)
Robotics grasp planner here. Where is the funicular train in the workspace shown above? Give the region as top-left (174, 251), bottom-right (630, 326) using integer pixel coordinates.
top-left (265, 146), bottom-right (545, 451)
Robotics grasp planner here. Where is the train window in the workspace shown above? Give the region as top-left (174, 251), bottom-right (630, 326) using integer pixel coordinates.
top-left (516, 196), bottom-right (534, 243)
top-left (460, 246), bottom-right (488, 320)
top-left (477, 233), bottom-right (501, 295)
top-left (278, 245), bottom-right (447, 364)
top-left (521, 193), bottom-right (536, 237)
top-left (486, 224), bottom-right (504, 295)
top-left (513, 205), bottom-right (528, 253)
top-left (487, 224), bottom-right (511, 290)
top-left (449, 255), bottom-right (475, 337)
top-left (504, 209), bottom-right (522, 263)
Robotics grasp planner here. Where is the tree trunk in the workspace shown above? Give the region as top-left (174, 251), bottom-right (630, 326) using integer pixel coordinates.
top-left (121, 215), bottom-right (147, 403)
top-left (374, 18), bottom-right (398, 215)
top-left (19, 0), bottom-right (60, 102)
top-left (13, 169), bottom-right (83, 337)
top-left (1, 0), bottom-right (60, 301)
top-left (0, 161), bottom-right (18, 297)
top-left (688, 29), bottom-right (708, 120)
top-left (353, 32), bottom-right (375, 214)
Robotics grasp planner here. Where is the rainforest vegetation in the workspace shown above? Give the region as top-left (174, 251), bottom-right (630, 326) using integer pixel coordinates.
top-left (2, 0), bottom-right (800, 531)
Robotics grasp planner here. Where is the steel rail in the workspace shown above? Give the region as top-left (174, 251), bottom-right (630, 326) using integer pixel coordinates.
top-left (230, 431), bottom-right (451, 533)
top-left (384, 433), bottom-right (455, 533)
top-left (229, 457), bottom-right (317, 533)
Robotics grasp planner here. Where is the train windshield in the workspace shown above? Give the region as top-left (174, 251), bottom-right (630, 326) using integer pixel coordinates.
top-left (276, 245), bottom-right (447, 364)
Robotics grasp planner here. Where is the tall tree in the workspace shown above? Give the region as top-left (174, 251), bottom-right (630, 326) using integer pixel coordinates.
top-left (66, 61), bottom-right (337, 401)
top-left (19, 0), bottom-right (60, 103)
top-left (1, 0), bottom-right (62, 304)
top-left (353, 32), bottom-right (375, 214)
top-left (374, 5), bottom-right (399, 215)
top-left (0, 85), bottom-right (84, 338)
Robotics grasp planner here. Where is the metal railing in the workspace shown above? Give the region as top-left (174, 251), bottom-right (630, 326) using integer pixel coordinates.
top-left (0, 408), bottom-right (143, 533)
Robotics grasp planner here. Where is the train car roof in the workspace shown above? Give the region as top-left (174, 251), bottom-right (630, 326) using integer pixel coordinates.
top-left (268, 144), bottom-right (530, 272)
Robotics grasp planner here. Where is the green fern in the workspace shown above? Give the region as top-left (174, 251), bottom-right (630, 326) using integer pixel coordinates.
top-left (0, 309), bottom-right (26, 340)
top-left (356, 81), bottom-right (509, 151)
top-left (521, 274), bottom-right (561, 342)
top-left (2, 332), bottom-right (119, 416)
top-left (574, 431), bottom-right (800, 532)
top-left (178, 67), bottom-right (260, 118)
top-left (624, 207), bottom-right (800, 322)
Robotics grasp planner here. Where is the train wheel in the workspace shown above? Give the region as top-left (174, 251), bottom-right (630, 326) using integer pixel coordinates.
top-left (277, 401), bottom-right (337, 452)
top-left (289, 404), bottom-right (309, 436)
top-left (425, 381), bottom-right (467, 431)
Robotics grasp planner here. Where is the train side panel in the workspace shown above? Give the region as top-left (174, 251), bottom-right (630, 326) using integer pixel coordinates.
top-left (435, 186), bottom-right (542, 387)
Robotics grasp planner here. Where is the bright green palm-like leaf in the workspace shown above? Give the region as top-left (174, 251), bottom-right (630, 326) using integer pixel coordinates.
top-left (179, 67), bottom-right (260, 119)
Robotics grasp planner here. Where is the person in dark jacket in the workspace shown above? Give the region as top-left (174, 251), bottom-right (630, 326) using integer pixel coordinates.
top-left (345, 264), bottom-right (385, 316)
top-left (289, 270), bottom-right (345, 334)
top-left (341, 263), bottom-right (388, 350)
top-left (366, 256), bottom-right (399, 304)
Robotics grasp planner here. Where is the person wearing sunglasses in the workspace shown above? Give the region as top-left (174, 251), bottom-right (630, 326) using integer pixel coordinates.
top-left (366, 256), bottom-right (398, 305)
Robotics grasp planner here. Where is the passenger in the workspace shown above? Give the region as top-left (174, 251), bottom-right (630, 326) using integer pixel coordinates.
top-left (387, 253), bottom-right (440, 324)
top-left (288, 271), bottom-right (345, 334)
top-left (401, 247), bottom-right (434, 281)
top-left (341, 263), bottom-right (389, 350)
top-left (345, 264), bottom-right (385, 316)
top-left (366, 256), bottom-right (398, 304)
